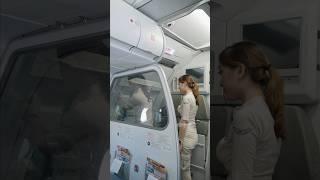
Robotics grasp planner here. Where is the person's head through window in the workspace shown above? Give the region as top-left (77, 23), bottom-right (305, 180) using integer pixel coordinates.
top-left (128, 75), bottom-right (153, 126)
top-left (178, 74), bottom-right (199, 106)
top-left (218, 41), bottom-right (285, 139)
top-left (128, 75), bottom-right (151, 106)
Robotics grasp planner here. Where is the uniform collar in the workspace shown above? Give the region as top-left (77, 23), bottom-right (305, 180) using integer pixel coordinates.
top-left (241, 95), bottom-right (264, 107)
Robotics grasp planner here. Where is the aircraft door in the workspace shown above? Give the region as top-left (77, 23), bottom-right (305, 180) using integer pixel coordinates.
top-left (110, 64), bottom-right (179, 180)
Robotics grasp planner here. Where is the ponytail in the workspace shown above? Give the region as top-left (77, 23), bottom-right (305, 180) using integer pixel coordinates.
top-left (247, 65), bottom-right (285, 139)
top-left (191, 82), bottom-right (200, 106)
top-left (264, 67), bottom-right (285, 139)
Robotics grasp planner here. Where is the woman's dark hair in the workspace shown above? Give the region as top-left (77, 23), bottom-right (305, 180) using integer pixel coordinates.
top-left (178, 75), bottom-right (199, 106)
top-left (219, 41), bottom-right (285, 139)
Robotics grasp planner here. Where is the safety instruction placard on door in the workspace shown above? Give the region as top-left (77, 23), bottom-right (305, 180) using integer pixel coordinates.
top-left (111, 145), bottom-right (131, 180)
top-left (145, 157), bottom-right (167, 180)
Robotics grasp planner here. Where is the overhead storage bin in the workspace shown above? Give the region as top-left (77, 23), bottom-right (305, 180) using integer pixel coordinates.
top-left (137, 12), bottom-right (164, 57)
top-left (110, 0), bottom-right (141, 47)
top-left (110, 0), bottom-right (165, 73)
top-left (110, 0), bottom-right (164, 59)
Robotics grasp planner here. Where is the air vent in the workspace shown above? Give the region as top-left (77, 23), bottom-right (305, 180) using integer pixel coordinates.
top-left (159, 58), bottom-right (178, 68)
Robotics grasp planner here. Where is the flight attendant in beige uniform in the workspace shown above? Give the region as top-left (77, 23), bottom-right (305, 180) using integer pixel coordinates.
top-left (216, 41), bottom-right (285, 180)
top-left (177, 75), bottom-right (199, 180)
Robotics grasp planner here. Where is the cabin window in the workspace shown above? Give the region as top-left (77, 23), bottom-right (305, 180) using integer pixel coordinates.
top-left (242, 17), bottom-right (302, 69)
top-left (0, 37), bottom-right (108, 179)
top-left (110, 71), bottom-right (169, 129)
top-left (186, 67), bottom-right (205, 89)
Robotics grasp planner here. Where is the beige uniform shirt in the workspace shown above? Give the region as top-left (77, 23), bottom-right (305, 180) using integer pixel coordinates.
top-left (216, 96), bottom-right (281, 180)
top-left (178, 92), bottom-right (198, 149)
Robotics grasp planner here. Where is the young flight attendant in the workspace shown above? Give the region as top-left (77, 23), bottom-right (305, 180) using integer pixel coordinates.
top-left (216, 41), bottom-right (285, 180)
top-left (178, 75), bottom-right (199, 180)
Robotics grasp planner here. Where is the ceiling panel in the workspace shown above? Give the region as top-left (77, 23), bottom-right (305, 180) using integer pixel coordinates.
top-left (164, 6), bottom-right (210, 49)
top-left (138, 0), bottom-right (203, 21)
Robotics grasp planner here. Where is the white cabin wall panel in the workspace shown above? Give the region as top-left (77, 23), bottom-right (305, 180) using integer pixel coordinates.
top-left (163, 35), bottom-right (199, 90)
top-left (163, 36), bottom-right (198, 64)
top-left (186, 51), bottom-right (210, 92)
top-left (163, 36), bottom-right (197, 59)
top-left (160, 64), bottom-right (175, 89)
top-left (172, 51), bottom-right (210, 93)
top-left (169, 49), bottom-right (200, 90)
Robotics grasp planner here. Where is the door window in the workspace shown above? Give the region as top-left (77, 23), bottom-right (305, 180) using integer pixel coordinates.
top-left (110, 71), bottom-right (168, 129)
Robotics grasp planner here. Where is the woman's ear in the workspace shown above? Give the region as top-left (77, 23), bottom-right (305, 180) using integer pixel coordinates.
top-left (236, 64), bottom-right (247, 79)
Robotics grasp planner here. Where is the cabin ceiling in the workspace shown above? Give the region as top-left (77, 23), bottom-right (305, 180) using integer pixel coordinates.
top-left (137, 0), bottom-right (205, 22)
top-left (213, 0), bottom-right (257, 21)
